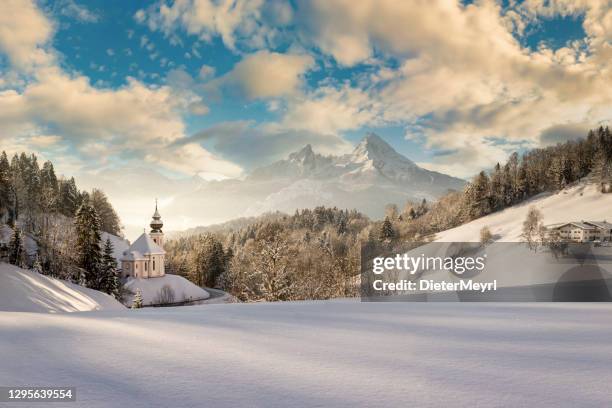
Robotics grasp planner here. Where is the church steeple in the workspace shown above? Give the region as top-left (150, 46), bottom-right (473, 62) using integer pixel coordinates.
top-left (150, 199), bottom-right (163, 233)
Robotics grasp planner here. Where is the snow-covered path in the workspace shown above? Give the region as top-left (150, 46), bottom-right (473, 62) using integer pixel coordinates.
top-left (1, 301), bottom-right (612, 407)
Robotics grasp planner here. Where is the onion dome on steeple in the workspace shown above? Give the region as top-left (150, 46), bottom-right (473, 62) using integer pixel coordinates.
top-left (150, 199), bottom-right (163, 232)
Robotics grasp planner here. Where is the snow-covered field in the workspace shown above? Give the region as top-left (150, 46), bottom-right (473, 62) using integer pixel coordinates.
top-left (0, 263), bottom-right (124, 313)
top-left (124, 274), bottom-right (210, 306)
top-left (436, 181), bottom-right (612, 242)
top-left (1, 301), bottom-right (611, 407)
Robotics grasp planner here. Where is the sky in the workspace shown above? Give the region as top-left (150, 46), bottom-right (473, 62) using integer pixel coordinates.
top-left (1, 0), bottom-right (611, 235)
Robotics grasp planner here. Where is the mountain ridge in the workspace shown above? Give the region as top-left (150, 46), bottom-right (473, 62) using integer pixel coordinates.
top-left (249, 132), bottom-right (466, 187)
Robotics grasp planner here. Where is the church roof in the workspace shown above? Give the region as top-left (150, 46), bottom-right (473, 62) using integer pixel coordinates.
top-left (122, 250), bottom-right (146, 261)
top-left (124, 233), bottom-right (165, 257)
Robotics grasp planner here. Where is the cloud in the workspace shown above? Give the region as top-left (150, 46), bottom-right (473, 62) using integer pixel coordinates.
top-left (0, 67), bottom-right (185, 146)
top-left (147, 143), bottom-right (243, 180)
top-left (0, 65), bottom-right (231, 176)
top-left (55, 0), bottom-right (100, 23)
top-left (274, 84), bottom-right (383, 136)
top-left (418, 139), bottom-right (512, 180)
top-left (136, 0), bottom-right (275, 51)
top-left (213, 51), bottom-right (314, 99)
top-left (198, 64), bottom-right (216, 80)
top-left (0, 0), bottom-right (55, 70)
top-left (29, 134), bottom-right (62, 147)
top-left (539, 123), bottom-right (591, 145)
top-left (186, 120), bottom-right (352, 168)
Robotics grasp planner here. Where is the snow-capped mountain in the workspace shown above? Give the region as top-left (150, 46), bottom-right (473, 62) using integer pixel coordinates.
top-left (243, 133), bottom-right (465, 217)
top-left (249, 144), bottom-right (334, 180)
top-left (251, 133), bottom-right (465, 188)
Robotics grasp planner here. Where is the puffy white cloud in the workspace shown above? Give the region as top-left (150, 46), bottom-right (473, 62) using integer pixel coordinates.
top-left (137, 0), bottom-right (273, 51)
top-left (0, 0), bottom-right (55, 70)
top-left (214, 51), bottom-right (314, 99)
top-left (275, 84), bottom-right (382, 136)
top-left (0, 65), bottom-right (241, 178)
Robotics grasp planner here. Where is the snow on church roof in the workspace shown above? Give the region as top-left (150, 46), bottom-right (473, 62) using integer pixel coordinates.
top-left (122, 250), bottom-right (146, 261)
top-left (122, 233), bottom-right (165, 261)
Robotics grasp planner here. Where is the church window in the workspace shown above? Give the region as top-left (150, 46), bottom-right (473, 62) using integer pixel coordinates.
top-left (153, 260), bottom-right (156, 271)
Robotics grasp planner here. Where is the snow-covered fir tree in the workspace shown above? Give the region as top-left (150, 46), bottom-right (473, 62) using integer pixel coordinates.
top-left (101, 238), bottom-right (120, 299)
top-left (8, 225), bottom-right (24, 267)
top-left (132, 288), bottom-right (143, 309)
top-left (74, 203), bottom-right (103, 289)
top-left (379, 217), bottom-right (395, 241)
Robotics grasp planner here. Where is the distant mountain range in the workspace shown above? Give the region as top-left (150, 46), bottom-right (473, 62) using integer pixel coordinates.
top-left (160, 134), bottom-right (465, 235)
top-left (251, 133), bottom-right (463, 186)
top-left (241, 133), bottom-right (465, 217)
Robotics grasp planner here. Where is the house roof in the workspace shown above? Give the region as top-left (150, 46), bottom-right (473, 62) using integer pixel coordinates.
top-left (121, 233), bottom-right (164, 261)
top-left (584, 221), bottom-right (612, 230)
top-left (550, 221), bottom-right (610, 231)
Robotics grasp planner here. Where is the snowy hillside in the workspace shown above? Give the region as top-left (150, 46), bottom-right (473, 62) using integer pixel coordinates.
top-left (436, 181), bottom-right (612, 242)
top-left (0, 263), bottom-right (125, 313)
top-left (124, 274), bottom-right (210, 306)
top-left (2, 301), bottom-right (612, 407)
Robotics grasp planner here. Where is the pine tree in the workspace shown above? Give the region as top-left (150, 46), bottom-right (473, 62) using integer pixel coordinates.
top-left (8, 225), bottom-right (24, 267)
top-left (101, 238), bottom-right (120, 298)
top-left (74, 203), bottom-right (103, 289)
top-left (39, 161), bottom-right (59, 214)
top-left (0, 151), bottom-right (10, 220)
top-left (132, 288), bottom-right (143, 309)
top-left (490, 163), bottom-right (503, 210)
top-left (59, 177), bottom-right (79, 217)
top-left (379, 217), bottom-right (395, 241)
top-left (90, 189), bottom-right (121, 235)
top-left (464, 171), bottom-right (491, 219)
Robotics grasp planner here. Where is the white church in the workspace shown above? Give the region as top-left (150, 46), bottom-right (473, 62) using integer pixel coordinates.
top-left (120, 202), bottom-right (166, 279)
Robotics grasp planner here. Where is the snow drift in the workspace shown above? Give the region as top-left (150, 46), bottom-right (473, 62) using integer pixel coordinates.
top-left (0, 263), bottom-right (125, 313)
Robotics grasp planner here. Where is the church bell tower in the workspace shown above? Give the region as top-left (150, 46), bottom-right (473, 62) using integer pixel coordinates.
top-left (149, 199), bottom-right (164, 247)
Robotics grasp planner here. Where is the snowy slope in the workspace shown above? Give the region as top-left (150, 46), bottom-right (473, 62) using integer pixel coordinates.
top-left (124, 274), bottom-right (210, 306)
top-left (0, 263), bottom-right (125, 313)
top-left (436, 181), bottom-right (612, 242)
top-left (1, 301), bottom-right (612, 407)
